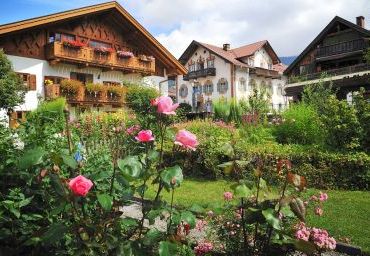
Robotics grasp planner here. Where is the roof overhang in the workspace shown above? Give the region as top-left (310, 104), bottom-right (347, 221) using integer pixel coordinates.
top-left (0, 1), bottom-right (186, 75)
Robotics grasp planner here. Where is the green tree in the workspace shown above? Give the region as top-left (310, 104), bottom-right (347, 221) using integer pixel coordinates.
top-left (0, 50), bottom-right (26, 110)
top-left (353, 88), bottom-right (370, 152)
top-left (302, 75), bottom-right (334, 114)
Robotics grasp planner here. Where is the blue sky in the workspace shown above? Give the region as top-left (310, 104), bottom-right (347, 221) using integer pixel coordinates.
top-left (1, 0), bottom-right (369, 57)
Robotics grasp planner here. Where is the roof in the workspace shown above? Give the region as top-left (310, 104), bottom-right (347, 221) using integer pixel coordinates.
top-left (273, 63), bottom-right (288, 73)
top-left (0, 1), bottom-right (186, 75)
top-left (179, 40), bottom-right (280, 67)
top-left (284, 16), bottom-right (370, 74)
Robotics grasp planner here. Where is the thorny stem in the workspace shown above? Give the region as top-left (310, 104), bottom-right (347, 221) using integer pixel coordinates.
top-left (265, 172), bottom-right (289, 251)
top-left (139, 145), bottom-right (149, 236)
top-left (167, 188), bottom-right (175, 235)
top-left (241, 198), bottom-right (248, 255)
top-left (154, 118), bottom-right (167, 202)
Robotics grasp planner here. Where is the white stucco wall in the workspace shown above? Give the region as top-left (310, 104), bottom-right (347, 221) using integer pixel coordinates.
top-left (177, 45), bottom-right (288, 112)
top-left (177, 46), bottom-right (232, 109)
top-left (4, 54), bottom-right (166, 114)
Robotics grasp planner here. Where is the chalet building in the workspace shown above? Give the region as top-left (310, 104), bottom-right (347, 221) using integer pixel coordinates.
top-left (177, 40), bottom-right (288, 112)
top-left (284, 16), bottom-right (370, 101)
top-left (0, 1), bottom-right (186, 125)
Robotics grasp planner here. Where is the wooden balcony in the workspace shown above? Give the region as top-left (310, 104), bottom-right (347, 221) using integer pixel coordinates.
top-left (183, 68), bottom-right (216, 81)
top-left (44, 84), bottom-right (126, 106)
top-left (250, 67), bottom-right (280, 78)
top-left (45, 42), bottom-right (155, 74)
top-left (316, 39), bottom-right (368, 60)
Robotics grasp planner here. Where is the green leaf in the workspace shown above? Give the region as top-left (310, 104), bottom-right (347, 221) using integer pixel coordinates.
top-left (143, 229), bottom-right (163, 246)
top-left (42, 223), bottom-right (69, 245)
top-left (18, 147), bottom-right (45, 169)
top-left (233, 184), bottom-right (252, 198)
top-left (221, 142), bottom-right (234, 157)
top-left (115, 174), bottom-right (130, 188)
top-left (97, 193), bottom-right (113, 211)
top-left (18, 196), bottom-right (33, 208)
top-left (158, 241), bottom-right (178, 256)
top-left (160, 165), bottom-right (183, 189)
top-left (9, 208), bottom-right (20, 218)
top-left (262, 208), bottom-right (281, 230)
top-left (148, 150), bottom-right (160, 161)
top-left (189, 204), bottom-right (205, 214)
top-left (49, 173), bottom-right (66, 197)
top-left (180, 211), bottom-right (196, 228)
top-left (61, 154), bottom-right (77, 169)
top-left (117, 156), bottom-right (143, 181)
top-left (147, 209), bottom-right (163, 225)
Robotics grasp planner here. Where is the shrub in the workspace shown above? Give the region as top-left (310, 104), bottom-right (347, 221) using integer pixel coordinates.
top-left (60, 79), bottom-right (82, 94)
top-left (0, 49), bottom-right (26, 110)
top-left (320, 96), bottom-right (362, 150)
top-left (213, 99), bottom-right (242, 124)
top-left (273, 103), bottom-right (323, 145)
top-left (353, 88), bottom-right (370, 152)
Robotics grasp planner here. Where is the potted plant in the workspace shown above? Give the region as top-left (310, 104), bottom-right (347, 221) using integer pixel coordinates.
top-left (106, 85), bottom-right (125, 101)
top-left (117, 50), bottom-right (134, 58)
top-left (60, 79), bottom-right (82, 97)
top-left (44, 79), bottom-right (60, 99)
top-left (94, 47), bottom-right (114, 55)
top-left (62, 40), bottom-right (86, 49)
top-left (85, 83), bottom-right (104, 99)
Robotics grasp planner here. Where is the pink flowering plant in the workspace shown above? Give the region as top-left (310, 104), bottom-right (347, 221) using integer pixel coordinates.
top-left (203, 157), bottom-right (337, 255)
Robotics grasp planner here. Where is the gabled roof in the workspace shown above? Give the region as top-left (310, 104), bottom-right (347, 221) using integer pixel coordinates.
top-left (273, 63), bottom-right (288, 73)
top-left (284, 16), bottom-right (370, 74)
top-left (0, 1), bottom-right (186, 74)
top-left (179, 40), bottom-right (280, 67)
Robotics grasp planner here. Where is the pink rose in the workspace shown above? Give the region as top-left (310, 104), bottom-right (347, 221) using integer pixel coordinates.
top-left (68, 175), bottom-right (93, 197)
top-left (315, 207), bottom-right (323, 216)
top-left (135, 130), bottom-right (155, 142)
top-left (223, 191), bottom-right (233, 201)
top-left (155, 96), bottom-right (179, 115)
top-left (319, 192), bottom-right (328, 202)
top-left (174, 129), bottom-right (198, 150)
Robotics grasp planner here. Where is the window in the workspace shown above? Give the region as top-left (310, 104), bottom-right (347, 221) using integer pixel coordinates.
top-left (189, 63), bottom-right (196, 72)
top-left (70, 72), bottom-right (93, 84)
top-left (268, 63), bottom-right (273, 70)
top-left (45, 76), bottom-right (65, 85)
top-left (207, 59), bottom-right (214, 68)
top-left (196, 62), bottom-right (204, 70)
top-left (16, 72), bottom-right (36, 91)
top-left (203, 80), bottom-right (214, 95)
top-left (179, 84), bottom-right (188, 98)
top-left (239, 78), bottom-right (247, 92)
top-left (89, 40), bottom-right (112, 49)
top-left (193, 82), bottom-right (202, 94)
top-left (217, 78), bottom-right (228, 94)
top-left (53, 33), bottom-right (75, 42)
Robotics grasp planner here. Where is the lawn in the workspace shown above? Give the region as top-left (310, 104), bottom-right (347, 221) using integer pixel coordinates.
top-left (145, 179), bottom-right (370, 253)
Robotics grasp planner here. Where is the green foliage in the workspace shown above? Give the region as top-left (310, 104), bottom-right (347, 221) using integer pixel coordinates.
top-left (0, 49), bottom-right (26, 110)
top-left (213, 99), bottom-right (242, 124)
top-left (353, 88), bottom-right (370, 152)
top-left (247, 88), bottom-right (270, 118)
top-left (302, 75), bottom-right (334, 114)
top-left (273, 103), bottom-right (324, 145)
top-left (320, 95), bottom-right (362, 150)
top-left (365, 47), bottom-right (370, 64)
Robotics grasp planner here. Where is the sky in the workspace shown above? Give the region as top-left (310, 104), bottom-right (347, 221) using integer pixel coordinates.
top-left (0, 0), bottom-right (369, 58)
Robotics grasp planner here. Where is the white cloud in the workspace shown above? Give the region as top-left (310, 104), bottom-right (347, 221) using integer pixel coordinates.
top-left (119, 0), bottom-right (370, 58)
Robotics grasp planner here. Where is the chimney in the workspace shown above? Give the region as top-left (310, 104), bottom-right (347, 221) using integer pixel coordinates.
top-left (223, 43), bottom-right (230, 51)
top-left (356, 16), bottom-right (365, 28)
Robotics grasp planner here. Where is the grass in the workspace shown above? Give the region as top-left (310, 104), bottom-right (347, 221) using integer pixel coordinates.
top-left (145, 179), bottom-right (370, 253)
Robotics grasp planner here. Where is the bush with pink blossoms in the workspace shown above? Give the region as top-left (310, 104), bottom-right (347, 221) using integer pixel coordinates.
top-left (295, 222), bottom-right (336, 251)
top-left (194, 241), bottom-right (214, 256)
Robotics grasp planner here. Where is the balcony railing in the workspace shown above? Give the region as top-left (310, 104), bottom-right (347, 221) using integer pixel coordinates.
top-left (45, 42), bottom-right (155, 74)
top-left (288, 63), bottom-right (370, 83)
top-left (316, 39), bottom-right (368, 59)
top-left (183, 67), bottom-right (216, 81)
top-left (44, 84), bottom-right (126, 106)
top-left (250, 67), bottom-right (280, 78)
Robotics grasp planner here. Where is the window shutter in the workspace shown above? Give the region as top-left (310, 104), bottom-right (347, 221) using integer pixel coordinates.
top-left (29, 75), bottom-right (37, 90)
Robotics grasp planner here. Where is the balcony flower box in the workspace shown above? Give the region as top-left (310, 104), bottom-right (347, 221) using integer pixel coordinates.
top-left (85, 83), bottom-right (104, 100)
top-left (62, 40), bottom-right (86, 49)
top-left (117, 50), bottom-right (134, 58)
top-left (60, 79), bottom-right (82, 96)
top-left (138, 55), bottom-right (155, 62)
top-left (44, 80), bottom-right (60, 99)
top-left (94, 47), bottom-right (114, 55)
